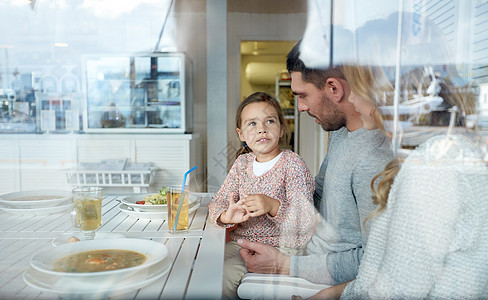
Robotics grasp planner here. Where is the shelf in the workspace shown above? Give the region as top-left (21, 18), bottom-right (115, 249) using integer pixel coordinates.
top-left (276, 74), bottom-right (298, 152)
top-left (147, 101), bottom-right (181, 106)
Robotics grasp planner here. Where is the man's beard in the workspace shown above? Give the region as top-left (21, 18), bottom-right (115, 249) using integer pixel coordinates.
top-left (316, 94), bottom-right (346, 131)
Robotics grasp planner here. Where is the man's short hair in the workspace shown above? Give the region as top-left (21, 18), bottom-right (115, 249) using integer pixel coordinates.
top-left (286, 40), bottom-right (345, 90)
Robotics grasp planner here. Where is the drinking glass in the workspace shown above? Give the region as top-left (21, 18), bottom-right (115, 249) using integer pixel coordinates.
top-left (167, 185), bottom-right (189, 233)
top-left (71, 187), bottom-right (103, 240)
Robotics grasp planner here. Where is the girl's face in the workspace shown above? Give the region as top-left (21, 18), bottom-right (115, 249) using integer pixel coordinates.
top-left (348, 91), bottom-right (378, 130)
top-left (236, 101), bottom-right (284, 162)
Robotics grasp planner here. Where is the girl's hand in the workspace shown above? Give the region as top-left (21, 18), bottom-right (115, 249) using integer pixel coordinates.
top-left (241, 194), bottom-right (280, 217)
top-left (219, 195), bottom-right (250, 224)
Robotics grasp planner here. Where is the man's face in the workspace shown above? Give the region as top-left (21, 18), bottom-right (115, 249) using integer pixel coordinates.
top-left (291, 72), bottom-right (346, 131)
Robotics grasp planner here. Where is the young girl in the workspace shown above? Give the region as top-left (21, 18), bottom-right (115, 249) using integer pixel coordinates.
top-left (208, 92), bottom-right (316, 299)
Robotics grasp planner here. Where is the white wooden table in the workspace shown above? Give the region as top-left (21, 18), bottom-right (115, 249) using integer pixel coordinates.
top-left (0, 193), bottom-right (225, 299)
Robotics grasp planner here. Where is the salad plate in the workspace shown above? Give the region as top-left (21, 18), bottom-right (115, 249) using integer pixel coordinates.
top-left (122, 191), bottom-right (201, 212)
top-left (121, 193), bottom-right (167, 212)
top-left (119, 201), bottom-right (201, 220)
top-left (119, 203), bottom-right (167, 220)
top-left (0, 190), bottom-right (71, 209)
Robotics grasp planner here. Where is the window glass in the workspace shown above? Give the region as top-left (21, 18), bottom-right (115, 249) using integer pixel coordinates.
top-left (0, 0), bottom-right (175, 133)
top-left (301, 0), bottom-right (488, 156)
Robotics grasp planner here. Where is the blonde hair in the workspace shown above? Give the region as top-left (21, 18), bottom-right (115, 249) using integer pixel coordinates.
top-left (364, 157), bottom-right (402, 222)
top-left (341, 64), bottom-right (394, 134)
top-left (235, 92), bottom-right (290, 158)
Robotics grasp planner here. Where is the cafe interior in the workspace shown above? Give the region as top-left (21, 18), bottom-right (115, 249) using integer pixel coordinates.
top-left (1, 0), bottom-right (487, 299)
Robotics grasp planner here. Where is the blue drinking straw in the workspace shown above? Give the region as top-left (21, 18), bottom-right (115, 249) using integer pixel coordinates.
top-left (173, 166), bottom-right (197, 231)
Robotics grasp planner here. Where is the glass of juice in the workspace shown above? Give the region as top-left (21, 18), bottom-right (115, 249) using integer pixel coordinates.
top-left (167, 185), bottom-right (189, 233)
top-left (71, 187), bottom-right (103, 240)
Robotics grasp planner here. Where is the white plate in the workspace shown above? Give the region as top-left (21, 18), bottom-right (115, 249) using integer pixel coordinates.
top-left (0, 201), bottom-right (73, 216)
top-left (30, 238), bottom-right (168, 280)
top-left (121, 194), bottom-right (167, 212)
top-left (119, 203), bottom-right (166, 220)
top-left (24, 257), bottom-right (170, 297)
top-left (121, 192), bottom-right (200, 212)
top-left (119, 201), bottom-right (201, 220)
top-left (0, 190), bottom-right (71, 209)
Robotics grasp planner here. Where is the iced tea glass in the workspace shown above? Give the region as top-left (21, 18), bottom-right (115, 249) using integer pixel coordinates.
top-left (71, 187), bottom-right (103, 240)
top-left (167, 185), bottom-right (189, 233)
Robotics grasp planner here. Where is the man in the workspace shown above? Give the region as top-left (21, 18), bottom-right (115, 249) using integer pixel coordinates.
top-left (237, 41), bottom-right (394, 285)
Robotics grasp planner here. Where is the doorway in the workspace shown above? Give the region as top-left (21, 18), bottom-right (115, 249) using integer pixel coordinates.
top-left (240, 40), bottom-right (297, 151)
top-left (239, 40), bottom-right (327, 174)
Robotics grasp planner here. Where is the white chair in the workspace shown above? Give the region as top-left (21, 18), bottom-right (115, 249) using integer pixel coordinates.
top-left (237, 273), bottom-right (330, 300)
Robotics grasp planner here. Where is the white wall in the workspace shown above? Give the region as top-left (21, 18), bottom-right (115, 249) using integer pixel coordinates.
top-left (0, 134), bottom-right (201, 195)
top-left (206, 0), bottom-right (228, 190)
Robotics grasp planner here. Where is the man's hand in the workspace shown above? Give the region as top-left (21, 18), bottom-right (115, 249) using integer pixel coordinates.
top-left (241, 194), bottom-right (280, 217)
top-left (238, 239), bottom-right (290, 274)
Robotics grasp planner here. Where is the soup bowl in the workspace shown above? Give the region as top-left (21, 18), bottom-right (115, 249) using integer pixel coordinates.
top-left (24, 256), bottom-right (171, 297)
top-left (30, 238), bottom-right (168, 282)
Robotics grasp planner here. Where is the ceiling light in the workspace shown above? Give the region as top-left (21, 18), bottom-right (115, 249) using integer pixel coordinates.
top-left (54, 42), bottom-right (68, 47)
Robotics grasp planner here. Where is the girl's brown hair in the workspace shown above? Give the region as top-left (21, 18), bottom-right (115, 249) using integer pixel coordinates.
top-left (235, 92), bottom-right (290, 158)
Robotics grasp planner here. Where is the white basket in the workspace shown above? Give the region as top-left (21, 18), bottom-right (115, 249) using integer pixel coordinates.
top-left (67, 162), bottom-right (157, 193)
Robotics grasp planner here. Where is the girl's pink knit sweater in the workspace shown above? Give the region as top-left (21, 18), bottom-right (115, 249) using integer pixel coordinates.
top-left (208, 150), bottom-right (316, 249)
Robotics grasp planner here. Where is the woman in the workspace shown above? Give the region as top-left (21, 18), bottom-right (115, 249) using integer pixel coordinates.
top-left (305, 63), bottom-right (488, 299)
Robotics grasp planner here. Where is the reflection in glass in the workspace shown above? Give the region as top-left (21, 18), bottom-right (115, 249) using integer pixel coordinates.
top-left (83, 53), bottom-right (190, 132)
top-left (302, 0), bottom-right (487, 153)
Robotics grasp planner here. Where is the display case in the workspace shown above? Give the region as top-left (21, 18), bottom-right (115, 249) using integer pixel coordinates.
top-left (82, 52), bottom-right (193, 133)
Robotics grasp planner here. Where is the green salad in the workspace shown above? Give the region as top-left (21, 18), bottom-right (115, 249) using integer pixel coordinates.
top-left (139, 187), bottom-right (167, 205)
